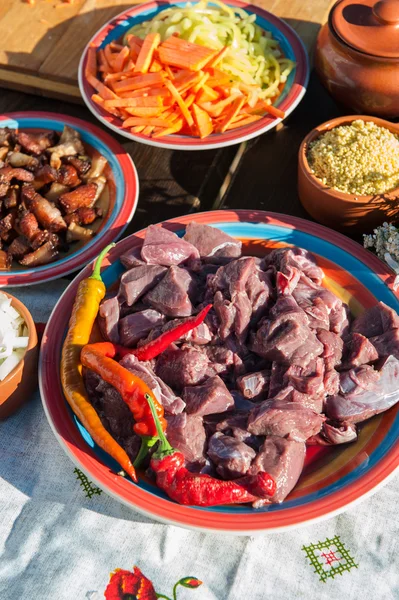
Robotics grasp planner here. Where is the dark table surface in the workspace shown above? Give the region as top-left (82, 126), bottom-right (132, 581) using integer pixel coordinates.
top-left (0, 72), bottom-right (348, 275)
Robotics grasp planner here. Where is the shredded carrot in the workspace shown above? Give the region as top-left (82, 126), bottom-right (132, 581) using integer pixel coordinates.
top-left (215, 96), bottom-right (246, 133)
top-left (134, 33), bottom-right (161, 74)
top-left (122, 116), bottom-right (170, 128)
top-left (104, 96), bottom-right (162, 108)
top-left (89, 32), bottom-right (286, 139)
top-left (191, 103), bottom-right (213, 139)
top-left (85, 47), bottom-right (97, 79)
top-left (113, 46), bottom-right (130, 73)
top-left (165, 80), bottom-right (194, 127)
top-left (87, 74), bottom-right (118, 100)
top-left (125, 106), bottom-right (163, 117)
top-left (113, 72), bottom-right (165, 93)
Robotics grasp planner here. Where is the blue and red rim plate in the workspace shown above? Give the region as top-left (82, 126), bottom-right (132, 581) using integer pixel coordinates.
top-left (0, 112), bottom-right (139, 287)
top-left (40, 210), bottom-right (399, 534)
top-left (78, 0), bottom-right (309, 151)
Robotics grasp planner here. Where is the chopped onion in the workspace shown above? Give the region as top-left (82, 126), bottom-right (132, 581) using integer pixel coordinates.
top-left (0, 292), bottom-right (28, 381)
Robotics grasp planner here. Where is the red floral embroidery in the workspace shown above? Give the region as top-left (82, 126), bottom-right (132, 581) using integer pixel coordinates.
top-left (104, 567), bottom-right (157, 600)
top-left (104, 566), bottom-right (202, 600)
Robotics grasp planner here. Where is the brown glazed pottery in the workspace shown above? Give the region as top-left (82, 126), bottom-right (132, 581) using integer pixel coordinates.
top-left (315, 0), bottom-right (399, 118)
top-left (298, 115), bottom-right (399, 232)
top-left (0, 293), bottom-right (38, 419)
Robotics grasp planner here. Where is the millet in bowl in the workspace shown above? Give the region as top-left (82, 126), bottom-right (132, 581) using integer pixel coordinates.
top-left (297, 116), bottom-right (399, 232)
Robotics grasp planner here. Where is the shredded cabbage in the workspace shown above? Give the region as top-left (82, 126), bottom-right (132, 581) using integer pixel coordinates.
top-left (124, 0), bottom-right (295, 100)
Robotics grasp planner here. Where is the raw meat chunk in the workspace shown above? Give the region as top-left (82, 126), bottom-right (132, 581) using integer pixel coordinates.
top-left (208, 432), bottom-right (255, 479)
top-left (183, 222), bottom-right (242, 259)
top-left (251, 296), bottom-right (323, 367)
top-left (317, 329), bottom-right (344, 370)
top-left (236, 370), bottom-right (271, 400)
top-left (307, 421), bottom-right (357, 445)
top-left (120, 354), bottom-right (185, 414)
top-left (273, 386), bottom-right (324, 413)
top-left (144, 266), bottom-right (196, 317)
top-left (326, 356), bottom-right (399, 423)
top-left (284, 358), bottom-right (325, 396)
top-left (183, 376), bottom-right (234, 416)
top-left (247, 399), bottom-right (324, 441)
top-left (263, 247), bottom-right (324, 285)
top-left (120, 244), bottom-right (146, 268)
top-left (141, 225), bottom-right (199, 266)
top-left (344, 332), bottom-right (379, 367)
top-left (165, 413), bottom-right (206, 463)
top-left (119, 265), bottom-right (167, 306)
top-left (119, 309), bottom-right (165, 347)
top-left (211, 257), bottom-right (256, 295)
top-left (370, 328), bottom-right (399, 360)
top-left (246, 268), bottom-right (274, 320)
top-left (250, 436), bottom-right (306, 503)
top-left (351, 302), bottom-right (399, 338)
top-left (98, 295), bottom-right (120, 343)
top-left (155, 346), bottom-right (210, 389)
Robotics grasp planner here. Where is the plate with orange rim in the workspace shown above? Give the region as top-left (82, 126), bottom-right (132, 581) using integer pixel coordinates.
top-left (78, 0), bottom-right (309, 151)
top-left (0, 112), bottom-right (139, 287)
top-left (39, 209), bottom-right (399, 534)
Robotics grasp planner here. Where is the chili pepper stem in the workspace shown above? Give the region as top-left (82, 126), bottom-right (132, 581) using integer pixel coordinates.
top-left (90, 243), bottom-right (115, 282)
top-left (133, 436), bottom-right (158, 468)
top-left (145, 394), bottom-right (173, 456)
top-left (155, 594), bottom-right (172, 600)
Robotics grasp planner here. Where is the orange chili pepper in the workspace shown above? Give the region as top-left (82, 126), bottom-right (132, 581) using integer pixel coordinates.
top-left (61, 245), bottom-right (138, 482)
top-left (80, 342), bottom-right (167, 439)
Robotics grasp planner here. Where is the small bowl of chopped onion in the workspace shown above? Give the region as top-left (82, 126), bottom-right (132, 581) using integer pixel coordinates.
top-left (0, 292), bottom-right (38, 419)
top-left (298, 115), bottom-right (399, 232)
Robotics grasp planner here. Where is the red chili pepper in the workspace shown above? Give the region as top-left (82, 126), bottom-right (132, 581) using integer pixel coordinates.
top-left (145, 394), bottom-right (276, 507)
top-left (116, 303), bottom-right (212, 361)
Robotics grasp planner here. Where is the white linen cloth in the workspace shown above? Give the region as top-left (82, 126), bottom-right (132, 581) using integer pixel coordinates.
top-left (0, 281), bottom-right (398, 600)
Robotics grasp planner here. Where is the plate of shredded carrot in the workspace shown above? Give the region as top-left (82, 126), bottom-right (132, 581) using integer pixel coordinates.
top-left (79, 0), bottom-right (309, 150)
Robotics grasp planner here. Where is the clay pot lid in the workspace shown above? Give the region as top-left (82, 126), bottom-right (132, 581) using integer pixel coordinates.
top-left (331, 0), bottom-right (399, 58)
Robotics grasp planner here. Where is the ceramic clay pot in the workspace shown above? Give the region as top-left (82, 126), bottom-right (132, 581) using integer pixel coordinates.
top-left (315, 0), bottom-right (399, 118)
top-left (298, 115), bottom-right (399, 232)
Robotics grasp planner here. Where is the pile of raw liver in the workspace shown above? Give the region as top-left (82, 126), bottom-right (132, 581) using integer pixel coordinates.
top-left (84, 222), bottom-right (399, 506)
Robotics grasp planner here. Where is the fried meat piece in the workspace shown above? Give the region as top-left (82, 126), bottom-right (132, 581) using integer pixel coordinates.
top-left (33, 165), bottom-right (58, 188)
top-left (16, 131), bottom-right (55, 155)
top-left (59, 182), bottom-right (98, 214)
top-left (57, 164), bottom-right (81, 187)
top-left (19, 240), bottom-right (58, 266)
top-left (21, 184), bottom-right (67, 232)
top-left (64, 155), bottom-right (91, 176)
top-left (7, 235), bottom-right (31, 259)
top-left (64, 207), bottom-right (98, 226)
top-left (0, 249), bottom-right (11, 270)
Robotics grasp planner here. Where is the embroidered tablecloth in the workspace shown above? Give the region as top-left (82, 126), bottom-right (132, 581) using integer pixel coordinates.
top-left (1, 282), bottom-right (398, 600)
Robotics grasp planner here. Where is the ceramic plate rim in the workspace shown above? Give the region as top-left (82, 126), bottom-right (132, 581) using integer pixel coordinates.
top-left (78, 0), bottom-right (309, 151)
top-left (0, 111), bottom-right (139, 287)
top-left (39, 210), bottom-right (399, 534)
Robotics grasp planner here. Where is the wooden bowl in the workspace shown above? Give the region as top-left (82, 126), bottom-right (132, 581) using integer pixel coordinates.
top-left (0, 293), bottom-right (38, 419)
top-left (298, 115), bottom-right (399, 232)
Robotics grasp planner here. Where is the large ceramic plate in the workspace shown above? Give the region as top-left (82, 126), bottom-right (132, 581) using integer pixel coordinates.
top-left (0, 112), bottom-right (139, 287)
top-left (40, 210), bottom-right (399, 534)
top-left (78, 0), bottom-right (309, 151)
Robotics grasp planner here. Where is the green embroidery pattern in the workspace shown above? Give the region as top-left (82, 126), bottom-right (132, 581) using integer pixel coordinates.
top-left (302, 535), bottom-right (358, 583)
top-left (74, 468), bottom-right (102, 499)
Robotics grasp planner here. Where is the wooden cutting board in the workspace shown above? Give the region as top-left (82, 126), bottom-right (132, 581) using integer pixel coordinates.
top-left (0, 0), bottom-right (333, 103)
